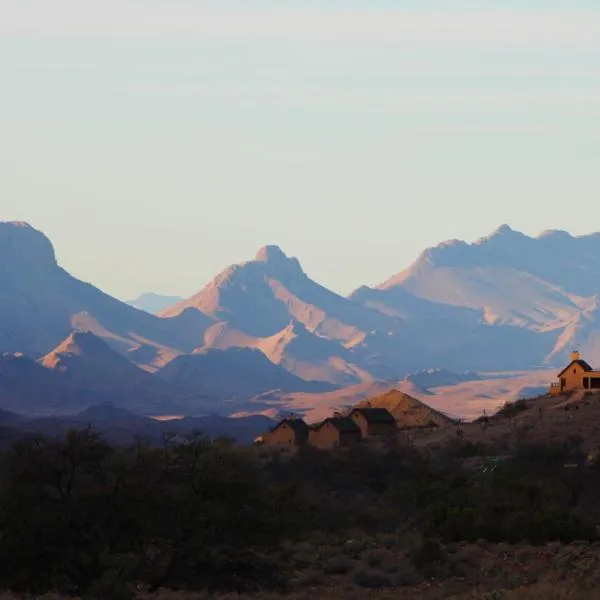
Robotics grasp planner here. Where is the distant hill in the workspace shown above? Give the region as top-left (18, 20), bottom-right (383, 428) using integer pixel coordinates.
top-left (2, 403), bottom-right (275, 446)
top-left (357, 389), bottom-right (455, 428)
top-left (0, 332), bottom-right (216, 416)
top-left (0, 407), bottom-right (24, 426)
top-left (0, 352), bottom-right (77, 414)
top-left (39, 331), bottom-right (216, 415)
top-left (127, 293), bottom-right (184, 314)
top-left (158, 347), bottom-right (333, 403)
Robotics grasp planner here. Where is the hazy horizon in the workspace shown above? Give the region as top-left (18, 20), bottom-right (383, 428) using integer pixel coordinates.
top-left (3, 1), bottom-right (600, 299)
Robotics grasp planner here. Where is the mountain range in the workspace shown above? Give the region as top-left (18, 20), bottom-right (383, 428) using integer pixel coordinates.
top-left (1, 220), bottom-right (599, 420)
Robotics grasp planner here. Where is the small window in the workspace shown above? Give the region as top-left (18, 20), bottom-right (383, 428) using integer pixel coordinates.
top-left (574, 369), bottom-right (577, 374)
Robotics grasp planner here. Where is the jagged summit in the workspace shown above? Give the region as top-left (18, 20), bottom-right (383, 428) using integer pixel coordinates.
top-left (475, 224), bottom-right (529, 246)
top-left (255, 244), bottom-right (289, 262)
top-left (254, 244), bottom-right (304, 276)
top-left (489, 223), bottom-right (515, 237)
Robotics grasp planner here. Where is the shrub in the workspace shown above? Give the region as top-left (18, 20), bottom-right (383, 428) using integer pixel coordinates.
top-left (362, 548), bottom-right (387, 568)
top-left (394, 560), bottom-right (421, 586)
top-left (410, 538), bottom-right (446, 569)
top-left (497, 399), bottom-right (529, 419)
top-left (353, 567), bottom-right (394, 589)
top-left (323, 555), bottom-right (355, 575)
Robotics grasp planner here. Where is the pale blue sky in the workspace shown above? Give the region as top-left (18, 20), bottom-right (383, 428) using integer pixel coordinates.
top-left (2, 0), bottom-right (600, 299)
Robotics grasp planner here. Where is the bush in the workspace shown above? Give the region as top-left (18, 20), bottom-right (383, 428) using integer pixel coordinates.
top-left (410, 538), bottom-right (446, 569)
top-left (362, 548), bottom-right (387, 568)
top-left (1, 425), bottom-right (600, 597)
top-left (0, 431), bottom-right (286, 597)
top-left (323, 555), bottom-right (355, 575)
top-left (497, 399), bottom-right (529, 419)
top-left (353, 567), bottom-right (394, 589)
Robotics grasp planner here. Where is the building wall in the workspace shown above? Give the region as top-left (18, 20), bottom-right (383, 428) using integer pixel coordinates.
top-left (309, 424), bottom-right (341, 450)
top-left (350, 413), bottom-right (369, 437)
top-left (350, 413), bottom-right (396, 437)
top-left (263, 423), bottom-right (297, 446)
top-left (339, 431), bottom-right (362, 447)
top-left (562, 364), bottom-right (589, 391)
top-left (367, 422), bottom-right (397, 436)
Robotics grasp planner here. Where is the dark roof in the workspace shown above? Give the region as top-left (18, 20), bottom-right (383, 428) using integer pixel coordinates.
top-left (313, 417), bottom-right (361, 434)
top-left (558, 359), bottom-right (594, 377)
top-left (351, 407), bottom-right (396, 424)
top-left (273, 418), bottom-right (309, 435)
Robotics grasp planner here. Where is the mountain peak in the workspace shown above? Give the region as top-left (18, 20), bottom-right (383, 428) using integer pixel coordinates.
top-left (0, 221), bottom-right (57, 271)
top-left (494, 224), bottom-right (514, 235)
top-left (41, 331), bottom-right (116, 367)
top-left (254, 244), bottom-right (304, 276)
top-left (476, 224), bottom-right (526, 244)
top-left (3, 220), bottom-right (34, 228)
top-left (255, 245), bottom-right (290, 262)
top-left (63, 330), bottom-right (107, 351)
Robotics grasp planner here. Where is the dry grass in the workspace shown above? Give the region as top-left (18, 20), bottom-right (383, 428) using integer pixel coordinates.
top-left (414, 389), bottom-right (600, 454)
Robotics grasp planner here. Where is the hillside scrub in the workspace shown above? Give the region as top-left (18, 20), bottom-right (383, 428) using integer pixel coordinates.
top-left (0, 430), bottom-right (598, 598)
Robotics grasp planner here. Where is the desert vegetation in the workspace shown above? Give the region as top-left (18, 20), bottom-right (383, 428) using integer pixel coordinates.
top-left (1, 429), bottom-right (600, 599)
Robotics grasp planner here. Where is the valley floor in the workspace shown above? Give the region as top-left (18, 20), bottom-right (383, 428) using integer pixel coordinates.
top-left (250, 369), bottom-right (556, 424)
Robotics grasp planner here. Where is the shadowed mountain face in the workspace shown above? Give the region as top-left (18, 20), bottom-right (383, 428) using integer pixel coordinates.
top-left (161, 245), bottom-right (413, 384)
top-left (38, 331), bottom-right (218, 415)
top-left (0, 332), bottom-right (217, 416)
top-left (159, 235), bottom-right (574, 379)
top-left (0, 352), bottom-right (77, 413)
top-left (157, 229), bottom-right (600, 377)
top-left (162, 245), bottom-right (395, 340)
top-left (0, 222), bottom-right (214, 366)
top-left (127, 293), bottom-right (184, 314)
top-left (158, 347), bottom-right (333, 401)
top-left (5, 220), bottom-right (600, 413)
top-left (351, 226), bottom-right (600, 369)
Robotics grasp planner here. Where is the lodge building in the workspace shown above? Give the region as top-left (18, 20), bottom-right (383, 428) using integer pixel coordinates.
top-left (259, 407), bottom-right (397, 449)
top-left (550, 351), bottom-right (600, 395)
top-left (309, 417), bottom-right (362, 450)
top-left (261, 418), bottom-right (310, 446)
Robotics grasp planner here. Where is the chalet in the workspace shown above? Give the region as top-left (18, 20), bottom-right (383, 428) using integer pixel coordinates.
top-left (550, 351), bottom-right (600, 395)
top-left (309, 417), bottom-right (362, 450)
top-left (262, 418), bottom-right (309, 446)
top-left (349, 407), bottom-right (397, 437)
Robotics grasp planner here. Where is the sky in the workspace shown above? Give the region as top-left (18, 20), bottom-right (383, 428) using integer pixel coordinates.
top-left (2, 0), bottom-right (600, 300)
